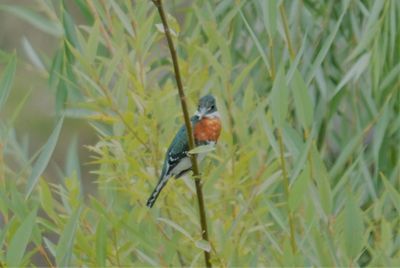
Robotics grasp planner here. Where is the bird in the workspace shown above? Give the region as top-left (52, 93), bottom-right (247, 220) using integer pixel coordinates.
top-left (146, 94), bottom-right (221, 208)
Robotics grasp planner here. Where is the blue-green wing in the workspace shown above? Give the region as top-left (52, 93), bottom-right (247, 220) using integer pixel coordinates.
top-left (160, 115), bottom-right (199, 178)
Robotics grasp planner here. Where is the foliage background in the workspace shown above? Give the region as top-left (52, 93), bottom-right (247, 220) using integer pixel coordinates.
top-left (0, 0), bottom-right (399, 266)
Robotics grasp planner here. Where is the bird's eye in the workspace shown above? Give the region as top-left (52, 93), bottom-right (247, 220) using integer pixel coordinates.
top-left (209, 105), bottom-right (215, 110)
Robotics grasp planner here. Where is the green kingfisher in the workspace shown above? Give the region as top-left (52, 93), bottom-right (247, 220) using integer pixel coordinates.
top-left (146, 94), bottom-right (221, 208)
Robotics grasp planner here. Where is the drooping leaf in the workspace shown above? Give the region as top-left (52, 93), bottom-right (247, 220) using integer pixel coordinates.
top-left (56, 206), bottom-right (83, 266)
top-left (343, 192), bottom-right (364, 260)
top-left (0, 53), bottom-right (16, 111)
top-left (6, 209), bottom-right (37, 266)
top-left (25, 116), bottom-right (64, 198)
top-left (270, 65), bottom-right (289, 128)
top-left (0, 5), bottom-right (62, 36)
top-left (291, 69), bottom-right (314, 129)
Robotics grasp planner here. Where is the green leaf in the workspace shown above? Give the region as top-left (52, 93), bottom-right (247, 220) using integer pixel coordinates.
top-left (157, 217), bottom-right (194, 242)
top-left (86, 20), bottom-right (101, 63)
top-left (232, 58), bottom-right (259, 94)
top-left (9, 88), bottom-right (32, 126)
top-left (330, 53), bottom-right (370, 100)
top-left (291, 70), bottom-right (314, 129)
top-left (188, 144), bottom-right (215, 155)
top-left (0, 5), bottom-right (62, 36)
top-left (260, 0), bottom-right (277, 39)
top-left (343, 192), bottom-right (364, 260)
top-left (0, 53), bottom-right (16, 111)
top-left (22, 37), bottom-right (45, 71)
top-left (95, 216), bottom-right (107, 267)
top-left (289, 166), bottom-right (310, 211)
top-left (39, 179), bottom-right (56, 219)
top-left (25, 116), bottom-right (64, 198)
top-left (305, 0), bottom-right (350, 84)
top-left (239, 10), bottom-right (271, 74)
top-left (110, 0), bottom-right (135, 37)
top-left (65, 135), bottom-right (81, 182)
top-left (6, 209), bottom-right (37, 266)
top-left (56, 206), bottom-right (83, 266)
top-left (311, 145), bottom-right (332, 216)
top-left (74, 0), bottom-right (94, 23)
top-left (329, 130), bottom-right (363, 179)
top-left (195, 239), bottom-right (211, 253)
top-left (270, 65), bottom-right (289, 128)
top-left (381, 173), bottom-right (400, 213)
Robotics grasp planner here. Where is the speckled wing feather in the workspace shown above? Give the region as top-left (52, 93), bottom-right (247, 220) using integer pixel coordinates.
top-left (146, 116), bottom-right (200, 208)
top-left (161, 115), bottom-right (200, 177)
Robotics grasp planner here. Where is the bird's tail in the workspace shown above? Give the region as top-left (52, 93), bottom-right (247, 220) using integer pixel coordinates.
top-left (146, 176), bottom-right (169, 208)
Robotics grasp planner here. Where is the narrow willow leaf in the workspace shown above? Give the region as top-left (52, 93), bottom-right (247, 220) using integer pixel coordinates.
top-left (195, 239), bottom-right (211, 253)
top-left (25, 116), bottom-right (64, 198)
top-left (0, 222), bottom-right (10, 252)
top-left (48, 47), bottom-right (63, 89)
top-left (135, 249), bottom-right (158, 266)
top-left (56, 80), bottom-right (68, 114)
top-left (329, 130), bottom-right (363, 179)
top-left (86, 20), bottom-right (101, 63)
top-left (346, 0), bottom-right (385, 61)
top-left (74, 0), bottom-right (94, 23)
top-left (343, 193), bottom-right (364, 260)
top-left (188, 144), bottom-right (215, 155)
top-left (95, 216), bottom-right (107, 267)
top-left (62, 2), bottom-right (81, 57)
top-left (311, 145), bottom-right (332, 216)
top-left (330, 53), bottom-right (370, 99)
top-left (0, 53), bottom-right (16, 111)
top-left (22, 37), bottom-right (45, 71)
top-left (270, 65), bottom-right (289, 128)
top-left (65, 135), bottom-right (81, 182)
top-left (291, 69), bottom-right (314, 129)
top-left (373, 104), bottom-right (390, 171)
top-left (232, 58), bottom-right (259, 94)
top-left (0, 5), bottom-right (62, 36)
top-left (155, 23), bottom-right (177, 37)
top-left (6, 209), bottom-right (37, 266)
top-left (9, 89), bottom-right (32, 126)
top-left (39, 179), bottom-right (56, 219)
top-left (381, 174), bottom-right (400, 213)
top-left (110, 0), bottom-right (135, 37)
top-left (287, 33), bottom-right (308, 83)
top-left (289, 166), bottom-right (309, 211)
top-left (157, 217), bottom-right (194, 242)
top-left (239, 10), bottom-right (271, 74)
top-left (255, 171), bottom-right (280, 196)
top-left (260, 0), bottom-right (277, 39)
top-left (306, 0), bottom-right (350, 84)
top-left (56, 206), bottom-right (83, 266)
top-left (289, 128), bottom-right (314, 182)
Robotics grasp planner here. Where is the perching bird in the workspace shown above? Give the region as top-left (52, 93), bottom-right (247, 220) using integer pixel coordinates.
top-left (146, 94), bottom-right (221, 208)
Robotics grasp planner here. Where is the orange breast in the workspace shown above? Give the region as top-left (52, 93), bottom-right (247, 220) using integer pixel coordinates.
top-left (194, 117), bottom-right (222, 142)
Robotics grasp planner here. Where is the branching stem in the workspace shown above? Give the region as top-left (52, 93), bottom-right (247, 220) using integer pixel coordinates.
top-left (151, 0), bottom-right (211, 266)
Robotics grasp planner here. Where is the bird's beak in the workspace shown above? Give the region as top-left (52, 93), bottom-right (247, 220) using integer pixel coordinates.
top-left (196, 107), bottom-right (207, 119)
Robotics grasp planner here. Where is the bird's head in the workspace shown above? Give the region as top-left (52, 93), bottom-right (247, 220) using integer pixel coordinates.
top-left (196, 94), bottom-right (218, 119)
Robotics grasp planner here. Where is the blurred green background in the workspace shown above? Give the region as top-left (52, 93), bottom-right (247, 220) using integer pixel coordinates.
top-left (0, 0), bottom-right (96, 193)
top-left (0, 0), bottom-right (399, 267)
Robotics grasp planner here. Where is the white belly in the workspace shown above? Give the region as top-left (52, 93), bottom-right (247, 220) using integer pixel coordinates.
top-left (170, 153), bottom-right (206, 177)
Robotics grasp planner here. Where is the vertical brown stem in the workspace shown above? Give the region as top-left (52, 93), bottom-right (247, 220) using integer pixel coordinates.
top-left (151, 0), bottom-right (211, 266)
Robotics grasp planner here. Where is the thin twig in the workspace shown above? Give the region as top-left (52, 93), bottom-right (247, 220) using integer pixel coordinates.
top-left (277, 128), bottom-right (297, 253)
top-left (151, 0), bottom-right (212, 266)
top-left (87, 0), bottom-right (115, 55)
top-left (279, 4), bottom-right (295, 59)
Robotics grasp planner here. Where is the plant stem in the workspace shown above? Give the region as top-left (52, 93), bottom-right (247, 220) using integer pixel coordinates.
top-left (277, 128), bottom-right (297, 254)
top-left (279, 3), bottom-right (295, 59)
top-left (151, 0), bottom-right (211, 266)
